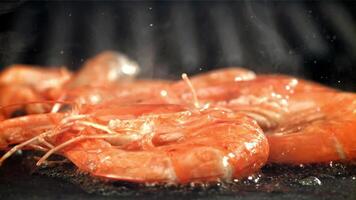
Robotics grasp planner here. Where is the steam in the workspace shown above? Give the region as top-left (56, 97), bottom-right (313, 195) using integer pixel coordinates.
top-left (209, 3), bottom-right (244, 66)
top-left (171, 3), bottom-right (200, 72)
top-left (44, 6), bottom-right (72, 67)
top-left (243, 2), bottom-right (302, 74)
top-left (130, 3), bottom-right (156, 78)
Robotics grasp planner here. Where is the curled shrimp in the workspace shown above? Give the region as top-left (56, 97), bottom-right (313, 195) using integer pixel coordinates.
top-left (66, 51), bottom-right (140, 88)
top-left (0, 52), bottom-right (142, 117)
top-left (0, 64), bottom-right (71, 92)
top-left (0, 104), bottom-right (268, 183)
top-left (171, 68), bottom-right (356, 164)
top-left (0, 65), bottom-right (72, 118)
top-left (267, 92), bottom-right (356, 164)
top-left (173, 70), bottom-right (334, 130)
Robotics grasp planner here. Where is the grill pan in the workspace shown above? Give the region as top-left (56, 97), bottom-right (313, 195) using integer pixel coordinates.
top-left (0, 1), bottom-right (356, 199)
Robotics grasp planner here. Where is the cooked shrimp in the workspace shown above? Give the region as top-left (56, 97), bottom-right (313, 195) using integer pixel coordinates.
top-left (172, 68), bottom-right (356, 164)
top-left (0, 64), bottom-right (71, 93)
top-left (0, 85), bottom-right (47, 118)
top-left (0, 113), bottom-right (64, 149)
top-left (0, 65), bottom-right (72, 118)
top-left (63, 80), bottom-right (173, 106)
top-left (48, 105), bottom-right (269, 183)
top-left (66, 51), bottom-right (140, 88)
top-left (0, 103), bottom-right (268, 183)
top-left (267, 92), bottom-right (356, 164)
top-left (173, 71), bottom-right (334, 130)
top-left (172, 67), bottom-right (256, 93)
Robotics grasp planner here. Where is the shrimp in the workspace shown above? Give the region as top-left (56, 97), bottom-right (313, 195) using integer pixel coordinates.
top-left (66, 51), bottom-right (140, 88)
top-left (0, 104), bottom-right (268, 183)
top-left (172, 71), bottom-right (334, 130)
top-left (172, 68), bottom-right (356, 164)
top-left (47, 105), bottom-right (269, 183)
top-left (0, 85), bottom-right (46, 118)
top-left (0, 64), bottom-right (71, 92)
top-left (172, 67), bottom-right (256, 93)
top-left (0, 65), bottom-right (72, 118)
top-left (0, 113), bottom-right (64, 150)
top-left (267, 92), bottom-right (356, 164)
top-left (48, 51), bottom-right (147, 112)
top-left (0, 52), bottom-right (142, 117)
top-left (62, 80), bottom-right (173, 107)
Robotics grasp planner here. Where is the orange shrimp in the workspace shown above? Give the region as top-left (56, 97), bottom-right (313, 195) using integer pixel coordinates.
top-left (0, 64), bottom-right (71, 97)
top-left (172, 67), bottom-right (256, 93)
top-left (62, 80), bottom-right (173, 106)
top-left (48, 104), bottom-right (269, 183)
top-left (0, 85), bottom-right (46, 118)
top-left (267, 92), bottom-right (356, 164)
top-left (0, 65), bottom-right (72, 118)
top-left (172, 68), bottom-right (356, 164)
top-left (66, 51), bottom-right (140, 88)
top-left (0, 104), bottom-right (268, 183)
top-left (172, 71), bottom-right (334, 130)
top-left (0, 52), bottom-right (142, 117)
top-left (0, 112), bottom-right (64, 152)
top-left (47, 51), bottom-right (149, 111)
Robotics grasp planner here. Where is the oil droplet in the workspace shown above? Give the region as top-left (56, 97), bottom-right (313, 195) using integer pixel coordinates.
top-left (329, 161), bottom-right (334, 167)
top-left (160, 90), bottom-right (168, 97)
top-left (60, 50), bottom-right (64, 55)
top-left (149, 23), bottom-right (154, 27)
top-left (298, 176), bottom-right (322, 186)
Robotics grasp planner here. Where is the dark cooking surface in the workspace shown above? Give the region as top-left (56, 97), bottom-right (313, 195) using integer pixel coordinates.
top-left (0, 152), bottom-right (355, 200)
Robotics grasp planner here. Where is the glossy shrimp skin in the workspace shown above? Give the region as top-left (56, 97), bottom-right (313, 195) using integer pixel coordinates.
top-left (0, 104), bottom-right (268, 183)
top-left (52, 105), bottom-right (269, 183)
top-left (0, 65), bottom-right (72, 118)
top-left (66, 51), bottom-right (139, 88)
top-left (63, 80), bottom-right (172, 106)
top-left (0, 113), bottom-right (64, 149)
top-left (0, 52), bottom-right (141, 118)
top-left (172, 71), bottom-right (334, 130)
top-left (174, 73), bottom-right (333, 103)
top-left (0, 64), bottom-right (71, 92)
top-left (171, 68), bottom-right (356, 164)
top-left (267, 92), bottom-right (356, 164)
top-left (173, 67), bottom-right (256, 92)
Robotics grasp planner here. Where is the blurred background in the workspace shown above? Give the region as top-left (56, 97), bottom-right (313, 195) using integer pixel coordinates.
top-left (0, 1), bottom-right (355, 90)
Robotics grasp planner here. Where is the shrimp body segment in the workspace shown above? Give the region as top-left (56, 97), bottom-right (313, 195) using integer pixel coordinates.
top-left (0, 64), bottom-right (71, 92)
top-left (267, 92), bottom-right (356, 164)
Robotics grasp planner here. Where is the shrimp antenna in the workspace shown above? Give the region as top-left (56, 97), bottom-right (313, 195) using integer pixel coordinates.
top-left (182, 73), bottom-right (201, 109)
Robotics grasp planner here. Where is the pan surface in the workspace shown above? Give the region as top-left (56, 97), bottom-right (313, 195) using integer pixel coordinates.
top-left (0, 152), bottom-right (355, 200)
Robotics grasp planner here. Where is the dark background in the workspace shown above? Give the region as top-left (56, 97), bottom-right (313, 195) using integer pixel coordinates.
top-left (0, 0), bottom-right (355, 90)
